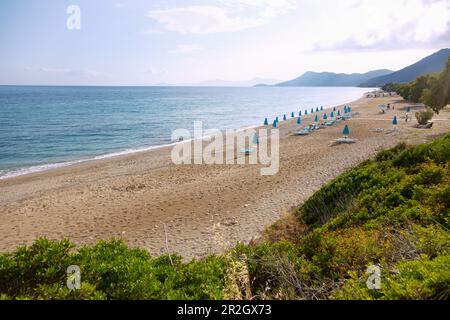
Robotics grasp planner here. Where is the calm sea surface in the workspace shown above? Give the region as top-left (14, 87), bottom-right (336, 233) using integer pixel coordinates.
top-left (0, 86), bottom-right (372, 178)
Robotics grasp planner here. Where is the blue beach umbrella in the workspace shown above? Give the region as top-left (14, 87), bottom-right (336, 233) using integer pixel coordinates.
top-left (299, 110), bottom-right (302, 116)
top-left (273, 119), bottom-right (277, 128)
top-left (330, 111), bottom-right (335, 118)
top-left (343, 125), bottom-right (350, 137)
top-left (392, 116), bottom-right (398, 125)
top-left (314, 115), bottom-right (319, 122)
top-left (320, 106), bottom-right (323, 111)
top-left (333, 107), bottom-right (336, 111)
top-left (316, 107), bottom-right (319, 112)
top-left (297, 117), bottom-right (301, 125)
top-left (311, 108), bottom-right (314, 113)
top-left (264, 118), bottom-right (268, 126)
top-left (348, 106), bottom-right (352, 112)
top-left (323, 113), bottom-right (328, 120)
top-left (337, 110), bottom-right (341, 116)
top-left (344, 106), bottom-right (348, 113)
top-left (305, 110), bottom-right (308, 115)
top-left (406, 107), bottom-right (411, 113)
top-left (291, 112), bottom-right (295, 118)
top-left (276, 116), bottom-right (279, 122)
top-left (283, 114), bottom-right (287, 121)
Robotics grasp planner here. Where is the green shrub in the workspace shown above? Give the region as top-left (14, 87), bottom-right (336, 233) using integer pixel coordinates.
top-left (415, 108), bottom-right (434, 125)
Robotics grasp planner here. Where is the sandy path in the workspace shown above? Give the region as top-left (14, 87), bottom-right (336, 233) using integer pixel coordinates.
top-left (1, 96), bottom-right (449, 259)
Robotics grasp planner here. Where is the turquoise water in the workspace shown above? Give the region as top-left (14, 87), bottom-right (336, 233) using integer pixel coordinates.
top-left (0, 86), bottom-right (371, 178)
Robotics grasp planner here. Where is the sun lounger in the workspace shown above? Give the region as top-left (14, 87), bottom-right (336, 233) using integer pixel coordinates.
top-left (331, 137), bottom-right (357, 145)
top-left (294, 129), bottom-right (310, 136)
top-left (240, 148), bottom-right (256, 155)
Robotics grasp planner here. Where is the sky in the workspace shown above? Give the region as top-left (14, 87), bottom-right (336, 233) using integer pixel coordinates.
top-left (0, 0), bottom-right (449, 85)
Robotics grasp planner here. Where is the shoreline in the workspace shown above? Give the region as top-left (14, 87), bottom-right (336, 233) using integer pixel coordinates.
top-left (0, 93), bottom-right (370, 181)
top-left (1, 95), bottom-right (449, 259)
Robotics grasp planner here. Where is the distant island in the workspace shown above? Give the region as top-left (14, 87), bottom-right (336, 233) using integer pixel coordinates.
top-left (256, 48), bottom-right (450, 88)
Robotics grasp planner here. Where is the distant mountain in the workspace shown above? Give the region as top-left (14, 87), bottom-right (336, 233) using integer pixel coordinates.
top-left (361, 48), bottom-right (450, 87)
top-left (182, 78), bottom-right (280, 87)
top-left (275, 69), bottom-right (393, 87)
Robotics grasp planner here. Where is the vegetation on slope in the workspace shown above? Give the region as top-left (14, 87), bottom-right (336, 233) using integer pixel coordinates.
top-left (1, 134), bottom-right (450, 300)
top-left (383, 58), bottom-right (450, 114)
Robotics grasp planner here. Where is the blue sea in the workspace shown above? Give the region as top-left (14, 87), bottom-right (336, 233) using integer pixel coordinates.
top-left (0, 86), bottom-right (372, 179)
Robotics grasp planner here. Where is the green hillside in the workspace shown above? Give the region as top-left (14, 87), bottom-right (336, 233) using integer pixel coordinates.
top-left (1, 134), bottom-right (450, 300)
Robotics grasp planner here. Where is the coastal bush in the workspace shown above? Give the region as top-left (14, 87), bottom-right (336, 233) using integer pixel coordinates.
top-left (415, 108), bottom-right (434, 125)
top-left (384, 57), bottom-right (450, 113)
top-left (1, 134), bottom-right (449, 300)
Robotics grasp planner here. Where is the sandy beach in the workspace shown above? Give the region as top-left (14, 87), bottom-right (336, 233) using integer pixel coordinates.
top-left (1, 95), bottom-right (449, 259)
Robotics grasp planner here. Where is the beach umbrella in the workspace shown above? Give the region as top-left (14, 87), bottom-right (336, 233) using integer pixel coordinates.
top-left (314, 115), bottom-right (319, 122)
top-left (320, 106), bottom-right (323, 111)
top-left (344, 106), bottom-right (348, 113)
top-left (291, 112), bottom-right (295, 118)
top-left (330, 111), bottom-right (335, 118)
top-left (299, 110), bottom-right (302, 116)
top-left (392, 116), bottom-right (398, 125)
top-left (297, 117), bottom-right (301, 125)
top-left (316, 107), bottom-right (319, 112)
top-left (264, 118), bottom-right (268, 126)
top-left (323, 113), bottom-right (328, 120)
top-left (305, 110), bottom-right (308, 115)
top-left (348, 106), bottom-right (352, 112)
top-left (276, 116), bottom-right (279, 122)
top-left (406, 107), bottom-right (411, 113)
top-left (283, 114), bottom-right (287, 121)
top-left (311, 108), bottom-right (314, 113)
top-left (343, 125), bottom-right (350, 137)
top-left (337, 110), bottom-right (341, 116)
top-left (273, 119), bottom-right (277, 128)
top-left (333, 106), bottom-right (336, 111)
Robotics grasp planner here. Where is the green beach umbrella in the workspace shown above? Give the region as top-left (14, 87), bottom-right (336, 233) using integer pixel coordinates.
top-left (273, 119), bottom-right (277, 128)
top-left (343, 125), bottom-right (350, 136)
top-left (276, 116), bottom-right (279, 122)
top-left (297, 117), bottom-right (301, 125)
top-left (316, 107), bottom-right (319, 112)
top-left (291, 112), bottom-right (295, 118)
top-left (323, 113), bottom-right (328, 120)
top-left (392, 116), bottom-right (398, 125)
top-left (337, 110), bottom-right (341, 116)
top-left (299, 110), bottom-right (302, 116)
top-left (264, 118), bottom-right (268, 126)
top-left (305, 110), bottom-right (308, 115)
top-left (320, 106), bottom-right (323, 111)
top-left (311, 108), bottom-right (314, 113)
top-left (314, 115), bottom-right (319, 122)
top-left (331, 111), bottom-right (335, 118)
top-left (283, 114), bottom-right (287, 121)
top-left (348, 106), bottom-right (352, 112)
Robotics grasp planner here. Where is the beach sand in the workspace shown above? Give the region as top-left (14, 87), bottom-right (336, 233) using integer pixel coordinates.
top-left (1, 96), bottom-right (449, 259)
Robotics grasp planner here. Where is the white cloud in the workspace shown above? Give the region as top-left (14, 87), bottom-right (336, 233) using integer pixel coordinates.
top-left (169, 44), bottom-right (203, 54)
top-left (148, 0), bottom-right (296, 34)
top-left (311, 0), bottom-right (450, 50)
